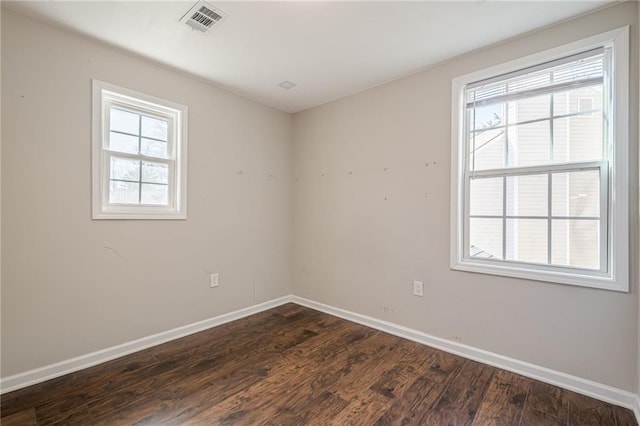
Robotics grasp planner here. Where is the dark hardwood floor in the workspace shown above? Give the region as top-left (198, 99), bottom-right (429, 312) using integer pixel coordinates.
top-left (1, 303), bottom-right (636, 425)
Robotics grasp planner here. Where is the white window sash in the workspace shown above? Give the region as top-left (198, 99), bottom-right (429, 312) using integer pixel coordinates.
top-left (449, 26), bottom-right (629, 292)
top-left (462, 161), bottom-right (609, 274)
top-left (92, 79), bottom-right (188, 220)
top-left (103, 100), bottom-right (176, 160)
top-left (102, 101), bottom-right (177, 209)
top-left (466, 77), bottom-right (603, 109)
top-left (102, 153), bottom-right (177, 209)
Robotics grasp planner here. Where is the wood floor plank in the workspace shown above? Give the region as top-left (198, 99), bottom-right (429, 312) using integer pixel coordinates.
top-left (86, 358), bottom-right (184, 415)
top-left (0, 408), bottom-right (37, 426)
top-left (0, 371), bottom-right (81, 418)
top-left (524, 380), bottom-right (569, 420)
top-left (95, 313), bottom-right (324, 424)
top-left (113, 366), bottom-right (269, 426)
top-left (329, 333), bottom-right (405, 401)
top-left (372, 349), bottom-right (469, 425)
top-left (1, 303), bottom-right (632, 426)
top-left (614, 405), bottom-right (639, 426)
top-left (372, 375), bottom-right (440, 426)
top-left (182, 329), bottom-right (385, 424)
top-left (471, 370), bottom-right (530, 425)
top-left (425, 360), bottom-right (496, 425)
top-left (567, 391), bottom-right (617, 426)
top-left (328, 389), bottom-right (392, 426)
top-left (369, 340), bottom-right (437, 400)
top-left (519, 406), bottom-right (567, 425)
top-left (35, 401), bottom-right (93, 426)
top-left (120, 308), bottom-right (338, 425)
top-left (291, 390), bottom-right (350, 425)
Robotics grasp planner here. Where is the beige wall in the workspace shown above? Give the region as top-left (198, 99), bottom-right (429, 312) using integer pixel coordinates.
top-left (1, 9), bottom-right (293, 376)
top-left (293, 2), bottom-right (638, 391)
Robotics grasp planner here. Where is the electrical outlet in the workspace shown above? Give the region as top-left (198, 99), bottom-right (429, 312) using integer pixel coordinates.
top-left (413, 280), bottom-right (423, 297)
top-left (210, 273), bottom-right (219, 288)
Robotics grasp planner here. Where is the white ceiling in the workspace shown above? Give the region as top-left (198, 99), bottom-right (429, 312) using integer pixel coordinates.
top-left (4, 1), bottom-right (613, 113)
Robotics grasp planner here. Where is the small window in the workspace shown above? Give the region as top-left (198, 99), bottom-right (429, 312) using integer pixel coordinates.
top-left (450, 28), bottom-right (629, 291)
top-left (92, 80), bottom-right (188, 219)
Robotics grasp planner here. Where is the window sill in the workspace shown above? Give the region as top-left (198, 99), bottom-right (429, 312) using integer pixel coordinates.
top-left (451, 260), bottom-right (627, 292)
top-left (93, 210), bottom-right (186, 220)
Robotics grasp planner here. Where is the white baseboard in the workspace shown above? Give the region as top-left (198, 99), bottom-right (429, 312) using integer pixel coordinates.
top-left (2, 293), bottom-right (638, 420)
top-left (291, 296), bottom-right (639, 412)
top-left (0, 295), bottom-right (293, 394)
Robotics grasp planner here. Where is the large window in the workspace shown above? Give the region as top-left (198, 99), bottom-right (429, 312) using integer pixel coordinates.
top-left (450, 28), bottom-right (629, 291)
top-left (92, 80), bottom-right (188, 219)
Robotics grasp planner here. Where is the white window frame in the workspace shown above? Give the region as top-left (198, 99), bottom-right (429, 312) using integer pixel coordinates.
top-left (92, 80), bottom-right (188, 219)
top-left (450, 27), bottom-right (629, 292)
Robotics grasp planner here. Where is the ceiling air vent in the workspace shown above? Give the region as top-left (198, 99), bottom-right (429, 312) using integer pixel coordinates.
top-left (180, 1), bottom-right (227, 33)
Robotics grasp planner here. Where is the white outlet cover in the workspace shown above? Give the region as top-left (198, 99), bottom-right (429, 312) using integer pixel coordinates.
top-left (210, 273), bottom-right (219, 288)
top-left (413, 280), bottom-right (423, 297)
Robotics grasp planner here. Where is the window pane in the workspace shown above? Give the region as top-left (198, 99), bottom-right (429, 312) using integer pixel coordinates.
top-left (551, 219), bottom-right (599, 269)
top-left (109, 181), bottom-right (139, 204)
top-left (142, 161), bottom-right (169, 184)
top-left (506, 219), bottom-right (547, 264)
top-left (507, 121), bottom-right (551, 167)
top-left (141, 184), bottom-right (168, 205)
top-left (552, 86), bottom-right (602, 115)
top-left (470, 128), bottom-right (505, 171)
top-left (472, 103), bottom-right (504, 131)
top-left (578, 98), bottom-right (594, 114)
top-left (141, 116), bottom-right (168, 141)
top-left (552, 170), bottom-right (600, 217)
top-left (470, 177), bottom-right (503, 216)
top-left (469, 218), bottom-right (503, 260)
top-left (110, 108), bottom-right (139, 135)
top-left (110, 157), bottom-right (140, 181)
top-left (141, 138), bottom-right (168, 159)
top-left (109, 132), bottom-right (138, 154)
top-left (552, 115), bottom-right (603, 163)
top-left (508, 94), bottom-right (550, 124)
top-left (506, 174), bottom-right (547, 216)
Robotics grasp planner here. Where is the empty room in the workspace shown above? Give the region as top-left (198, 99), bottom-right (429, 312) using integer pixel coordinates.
top-left (1, 0), bottom-right (639, 424)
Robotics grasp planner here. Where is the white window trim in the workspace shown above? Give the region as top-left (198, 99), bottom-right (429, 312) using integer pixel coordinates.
top-left (92, 80), bottom-right (188, 220)
top-left (450, 27), bottom-right (629, 292)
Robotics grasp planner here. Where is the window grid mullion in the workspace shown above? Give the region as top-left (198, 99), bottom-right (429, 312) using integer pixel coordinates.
top-left (502, 176), bottom-right (507, 260)
top-left (105, 150), bottom-right (173, 164)
top-left (470, 109), bottom-right (602, 134)
top-left (547, 70), bottom-right (555, 267)
top-left (472, 95), bottom-right (477, 174)
top-left (504, 86), bottom-right (509, 169)
top-left (599, 166), bottom-right (609, 272)
top-left (470, 215), bottom-right (601, 220)
top-left (502, 90), bottom-right (509, 261)
top-left (549, 72), bottom-right (555, 164)
top-left (471, 160), bottom-right (605, 179)
top-left (138, 115), bottom-right (143, 204)
top-left (547, 173), bottom-right (552, 265)
top-left (110, 129), bottom-right (167, 144)
top-left (110, 178), bottom-right (169, 186)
